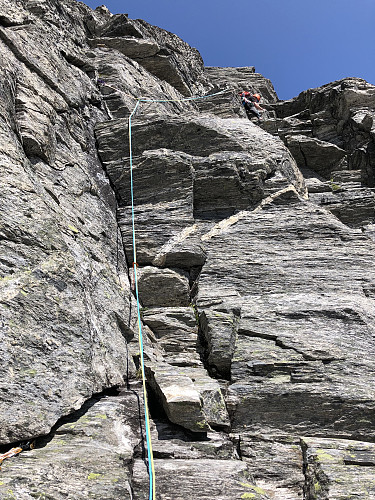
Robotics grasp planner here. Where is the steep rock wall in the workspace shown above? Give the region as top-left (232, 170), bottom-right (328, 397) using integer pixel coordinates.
top-left (1, 1), bottom-right (375, 499)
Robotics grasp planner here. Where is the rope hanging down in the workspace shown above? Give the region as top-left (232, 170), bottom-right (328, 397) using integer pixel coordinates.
top-left (127, 88), bottom-right (228, 500)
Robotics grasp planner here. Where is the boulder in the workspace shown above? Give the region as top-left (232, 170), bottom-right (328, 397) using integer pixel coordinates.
top-left (285, 134), bottom-right (347, 177)
top-left (137, 266), bottom-right (190, 307)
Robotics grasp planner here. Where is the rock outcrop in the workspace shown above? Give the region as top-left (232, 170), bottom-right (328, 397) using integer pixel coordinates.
top-left (265, 78), bottom-right (375, 231)
top-left (1, 1), bottom-right (375, 499)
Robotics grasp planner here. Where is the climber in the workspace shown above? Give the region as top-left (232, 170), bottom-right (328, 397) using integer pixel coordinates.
top-left (239, 91), bottom-right (264, 121)
top-left (97, 78), bottom-right (106, 87)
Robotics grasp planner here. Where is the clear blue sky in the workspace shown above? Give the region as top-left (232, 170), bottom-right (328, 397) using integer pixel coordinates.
top-left (83, 0), bottom-right (375, 100)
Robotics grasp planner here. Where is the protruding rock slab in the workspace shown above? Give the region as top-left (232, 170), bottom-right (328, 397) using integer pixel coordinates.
top-left (89, 36), bottom-right (160, 58)
top-left (302, 437), bottom-right (375, 499)
top-left (0, 395), bottom-right (138, 499)
top-left (138, 266), bottom-right (190, 307)
top-left (200, 310), bottom-right (238, 378)
top-left (309, 187), bottom-right (375, 227)
top-left (285, 134), bottom-right (347, 178)
top-left (146, 362), bottom-right (209, 433)
top-left (146, 362), bottom-right (229, 432)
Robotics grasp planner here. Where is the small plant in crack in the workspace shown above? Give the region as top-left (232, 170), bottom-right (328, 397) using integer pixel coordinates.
top-left (329, 178), bottom-right (342, 192)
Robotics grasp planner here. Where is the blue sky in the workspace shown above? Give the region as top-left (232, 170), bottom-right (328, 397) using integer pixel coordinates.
top-left (83, 0), bottom-right (375, 100)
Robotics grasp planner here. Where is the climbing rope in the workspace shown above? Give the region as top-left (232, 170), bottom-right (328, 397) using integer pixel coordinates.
top-left (126, 87), bottom-right (230, 500)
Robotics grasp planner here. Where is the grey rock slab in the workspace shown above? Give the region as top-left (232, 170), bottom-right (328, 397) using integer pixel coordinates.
top-left (0, 395), bottom-right (138, 499)
top-left (197, 195), bottom-right (375, 306)
top-left (132, 458), bottom-right (269, 500)
top-left (231, 335), bottom-right (312, 383)
top-left (96, 114), bottom-right (306, 266)
top-left (227, 380), bottom-right (375, 440)
top-left (97, 13), bottom-right (208, 96)
top-left (94, 144), bottom-right (197, 264)
top-left (16, 81), bottom-right (57, 163)
top-left (133, 18), bottom-right (208, 96)
top-left (199, 309), bottom-right (238, 378)
top-left (0, 2), bottom-right (138, 444)
top-left (137, 266), bottom-right (190, 307)
top-left (285, 134), bottom-right (347, 178)
top-left (152, 225), bottom-right (207, 269)
top-left (0, 24), bottom-right (95, 108)
top-left (146, 361), bottom-right (209, 433)
top-left (146, 362), bottom-right (230, 432)
top-left (302, 437), bottom-right (375, 499)
top-left (142, 307), bottom-right (201, 367)
top-left (351, 109), bottom-right (374, 132)
top-left (136, 53), bottom-right (193, 97)
top-left (196, 195), bottom-right (375, 438)
top-left (89, 36), bottom-right (160, 59)
top-left (99, 13), bottom-right (144, 38)
top-left (112, 114), bottom-right (305, 184)
top-left (309, 187), bottom-right (375, 227)
top-left (94, 49), bottom-right (196, 120)
top-left (239, 436), bottom-right (305, 500)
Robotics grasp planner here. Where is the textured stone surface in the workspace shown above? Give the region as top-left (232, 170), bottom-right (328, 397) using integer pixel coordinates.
top-left (240, 436), bottom-right (305, 499)
top-left (268, 77), bottom-right (375, 229)
top-left (285, 134), bottom-right (347, 177)
top-left (132, 458), bottom-right (268, 500)
top-left (96, 111), bottom-right (306, 268)
top-left (0, 393), bottom-right (138, 499)
top-left (142, 307), bottom-right (202, 367)
top-left (2, 1), bottom-right (375, 499)
top-left (197, 194), bottom-right (375, 444)
top-left (0, 0), bottom-right (136, 445)
top-left (302, 437), bottom-right (375, 499)
top-left (137, 266), bottom-right (190, 307)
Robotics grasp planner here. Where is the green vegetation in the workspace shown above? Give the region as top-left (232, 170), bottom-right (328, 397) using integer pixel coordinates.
top-left (195, 420), bottom-right (207, 430)
top-left (329, 178), bottom-right (341, 191)
top-left (87, 473), bottom-right (102, 480)
top-left (68, 225), bottom-right (79, 234)
top-left (314, 481), bottom-right (321, 493)
top-left (240, 482), bottom-right (267, 495)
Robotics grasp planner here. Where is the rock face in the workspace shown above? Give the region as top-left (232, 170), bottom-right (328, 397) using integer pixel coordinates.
top-left (1, 0), bottom-right (375, 499)
top-left (265, 78), bottom-right (375, 230)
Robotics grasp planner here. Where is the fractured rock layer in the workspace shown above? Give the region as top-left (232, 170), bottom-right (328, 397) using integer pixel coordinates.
top-left (1, 0), bottom-right (375, 499)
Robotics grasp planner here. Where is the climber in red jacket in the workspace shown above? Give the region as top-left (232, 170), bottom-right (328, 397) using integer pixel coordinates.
top-left (239, 92), bottom-right (264, 121)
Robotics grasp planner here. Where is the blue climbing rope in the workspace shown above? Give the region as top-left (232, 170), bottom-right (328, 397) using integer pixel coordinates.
top-left (127, 88), bottom-right (229, 500)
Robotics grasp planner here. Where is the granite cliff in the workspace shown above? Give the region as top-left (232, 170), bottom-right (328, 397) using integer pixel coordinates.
top-left (0, 1), bottom-right (375, 499)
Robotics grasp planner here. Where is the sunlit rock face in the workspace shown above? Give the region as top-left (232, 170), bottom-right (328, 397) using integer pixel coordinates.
top-left (1, 1), bottom-right (375, 499)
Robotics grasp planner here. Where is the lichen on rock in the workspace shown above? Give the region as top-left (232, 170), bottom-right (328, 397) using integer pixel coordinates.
top-left (1, 0), bottom-right (375, 498)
